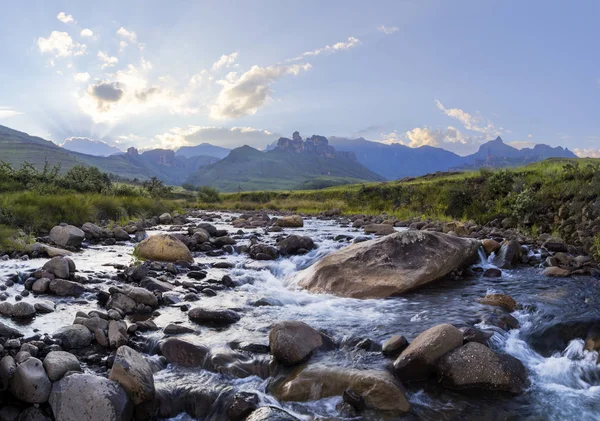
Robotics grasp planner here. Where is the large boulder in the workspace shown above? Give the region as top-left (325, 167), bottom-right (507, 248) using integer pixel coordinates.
top-left (49, 279), bottom-right (85, 297)
top-left (135, 234), bottom-right (194, 264)
top-left (10, 358), bottom-right (51, 403)
top-left (188, 308), bottom-right (240, 326)
top-left (269, 364), bottom-right (410, 413)
top-left (277, 235), bottom-right (315, 256)
top-left (42, 256), bottom-right (71, 279)
top-left (297, 231), bottom-right (481, 299)
top-left (82, 222), bottom-right (103, 240)
top-left (269, 321), bottom-right (323, 366)
top-left (43, 351), bottom-right (81, 381)
top-left (53, 325), bottom-right (93, 349)
top-left (159, 337), bottom-right (210, 367)
top-left (49, 225), bottom-right (85, 248)
top-left (492, 240), bottom-right (522, 269)
top-left (393, 324), bottom-right (463, 381)
top-left (276, 215), bottom-right (303, 228)
top-left (49, 373), bottom-right (132, 421)
top-left (109, 346), bottom-right (155, 405)
top-left (436, 342), bottom-right (529, 394)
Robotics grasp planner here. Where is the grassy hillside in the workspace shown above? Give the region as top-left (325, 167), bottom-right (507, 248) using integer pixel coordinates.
top-left (186, 145), bottom-right (384, 191)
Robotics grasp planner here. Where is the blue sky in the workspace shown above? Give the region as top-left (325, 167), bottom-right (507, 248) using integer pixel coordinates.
top-left (0, 0), bottom-right (598, 156)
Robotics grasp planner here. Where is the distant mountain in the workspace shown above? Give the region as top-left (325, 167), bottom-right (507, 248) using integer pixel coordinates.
top-left (186, 132), bottom-right (384, 191)
top-left (329, 136), bottom-right (464, 180)
top-left (330, 136), bottom-right (577, 179)
top-left (60, 137), bottom-right (123, 157)
top-left (0, 125), bottom-right (217, 185)
top-left (176, 143), bottom-right (230, 159)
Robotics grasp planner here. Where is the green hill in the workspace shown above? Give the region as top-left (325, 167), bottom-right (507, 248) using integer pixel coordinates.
top-left (186, 143), bottom-right (385, 191)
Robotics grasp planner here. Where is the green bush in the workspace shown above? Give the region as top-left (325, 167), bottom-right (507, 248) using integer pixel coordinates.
top-left (197, 186), bottom-right (222, 203)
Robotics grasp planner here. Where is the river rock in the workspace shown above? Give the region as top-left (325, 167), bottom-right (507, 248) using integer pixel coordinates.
top-left (363, 224), bottom-right (396, 235)
top-left (382, 335), bottom-right (409, 357)
top-left (277, 235), bottom-right (315, 255)
top-left (113, 227), bottom-right (131, 241)
top-left (49, 373), bottom-right (132, 421)
top-left (436, 342), bottom-right (529, 394)
top-left (49, 225), bottom-right (85, 248)
top-left (542, 237), bottom-right (567, 253)
top-left (393, 324), bottom-right (463, 381)
top-left (82, 222), bottom-right (103, 240)
top-left (135, 234), bottom-right (194, 264)
top-left (276, 215), bottom-right (303, 228)
top-left (42, 256), bottom-right (71, 279)
top-left (0, 321), bottom-right (23, 338)
top-left (49, 279), bottom-right (85, 297)
top-left (269, 364), bottom-right (410, 412)
top-left (27, 243), bottom-right (73, 257)
top-left (43, 351), bottom-right (81, 381)
top-left (543, 267), bottom-right (571, 277)
top-left (159, 337), bottom-right (210, 367)
top-left (54, 324), bottom-right (93, 349)
top-left (249, 244), bottom-right (279, 260)
top-left (479, 293), bottom-right (517, 312)
top-left (10, 357), bottom-right (51, 403)
top-left (109, 345), bottom-right (155, 405)
top-left (482, 239), bottom-right (501, 255)
top-left (188, 308), bottom-right (240, 326)
top-left (11, 302), bottom-right (36, 319)
top-left (492, 240), bottom-right (522, 269)
top-left (159, 213), bottom-right (172, 224)
top-left (32, 277), bottom-right (51, 293)
top-left (483, 268), bottom-right (502, 278)
top-left (0, 356), bottom-right (16, 390)
top-left (108, 321), bottom-right (128, 349)
top-left (298, 231), bottom-right (480, 299)
top-left (246, 407), bottom-right (300, 421)
top-left (269, 321), bottom-right (323, 366)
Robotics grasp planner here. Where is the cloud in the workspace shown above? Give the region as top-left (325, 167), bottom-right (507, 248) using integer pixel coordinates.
top-left (212, 52), bottom-right (239, 71)
top-left (98, 51), bottom-right (118, 69)
top-left (155, 125), bottom-right (276, 149)
top-left (209, 63), bottom-right (311, 120)
top-left (37, 31), bottom-right (87, 58)
top-left (435, 100), bottom-right (500, 138)
top-left (528, 134), bottom-right (533, 138)
top-left (116, 27), bottom-right (137, 43)
top-left (89, 81), bottom-right (124, 105)
top-left (289, 36), bottom-right (360, 61)
top-left (403, 127), bottom-right (446, 147)
top-left (377, 25), bottom-right (398, 35)
top-left (80, 28), bottom-right (94, 37)
top-left (509, 141), bottom-right (536, 149)
top-left (74, 72), bottom-right (91, 83)
top-left (0, 107), bottom-right (23, 119)
top-left (574, 148), bottom-right (600, 158)
top-left (56, 12), bottom-right (75, 24)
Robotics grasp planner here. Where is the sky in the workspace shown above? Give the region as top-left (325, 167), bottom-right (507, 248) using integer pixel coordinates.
top-left (0, 0), bottom-right (599, 156)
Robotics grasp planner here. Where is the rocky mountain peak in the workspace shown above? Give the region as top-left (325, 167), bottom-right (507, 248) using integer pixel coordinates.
top-left (276, 132), bottom-right (356, 160)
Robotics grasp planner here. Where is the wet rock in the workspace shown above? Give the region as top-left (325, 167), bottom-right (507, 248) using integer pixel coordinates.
top-left (82, 222), bottom-right (103, 240)
top-left (459, 326), bottom-right (493, 345)
top-left (140, 277), bottom-right (173, 292)
top-left (277, 235), bottom-right (315, 256)
top-left (492, 240), bottom-right (522, 269)
top-left (270, 364), bottom-right (410, 413)
top-left (252, 297), bottom-right (284, 307)
top-left (437, 342), bottom-right (529, 394)
top-left (42, 256), bottom-right (71, 279)
top-left (10, 357), bottom-right (51, 403)
top-left (135, 234), bottom-right (194, 264)
top-left (343, 388), bottom-right (366, 412)
top-left (188, 308), bottom-right (240, 326)
top-left (108, 320), bottom-right (128, 349)
top-left (163, 323), bottom-right (194, 335)
top-left (363, 224), bottom-right (396, 235)
top-left (480, 312), bottom-right (520, 331)
top-left (34, 301), bottom-right (56, 315)
top-left (275, 215), bottom-right (303, 228)
top-left (11, 302), bottom-right (36, 319)
top-left (483, 268), bottom-right (502, 278)
top-left (109, 345), bottom-right (155, 405)
top-left (43, 351), bottom-right (81, 381)
top-left (107, 292), bottom-right (137, 314)
top-left (112, 227), bottom-right (130, 241)
top-left (298, 231), bottom-right (481, 299)
top-left (49, 373), bottom-right (132, 421)
top-left (543, 237), bottom-right (567, 253)
top-left (50, 225), bottom-right (85, 248)
top-left (81, 316), bottom-right (109, 332)
top-left (53, 325), bottom-right (93, 349)
top-left (187, 271), bottom-right (207, 280)
top-left (249, 244), bottom-right (279, 260)
top-left (393, 324), bottom-right (463, 382)
top-left (48, 279), bottom-right (85, 297)
top-left (382, 335), bottom-right (409, 358)
top-left (585, 326), bottom-right (600, 351)
top-left (0, 302), bottom-right (13, 317)
top-left (482, 239), bottom-right (501, 255)
top-left (227, 391), bottom-right (259, 421)
top-left (125, 264), bottom-right (149, 282)
top-left (211, 236), bottom-right (236, 248)
top-left (543, 267), bottom-right (571, 277)
top-left (479, 293), bottom-right (517, 312)
top-left (32, 277), bottom-right (51, 293)
top-left (246, 407), bottom-right (300, 421)
top-left (159, 337), bottom-right (210, 367)
top-left (0, 356), bottom-right (16, 390)
top-left (269, 321), bottom-right (323, 366)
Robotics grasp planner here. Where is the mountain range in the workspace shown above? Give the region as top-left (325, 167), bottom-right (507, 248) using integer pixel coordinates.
top-left (0, 124), bottom-right (580, 191)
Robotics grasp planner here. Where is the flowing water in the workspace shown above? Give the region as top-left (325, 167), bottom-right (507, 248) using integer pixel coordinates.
top-left (2, 214), bottom-right (600, 420)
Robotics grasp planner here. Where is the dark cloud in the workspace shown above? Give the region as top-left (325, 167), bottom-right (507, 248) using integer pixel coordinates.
top-left (90, 82), bottom-right (124, 103)
top-left (135, 87), bottom-right (159, 102)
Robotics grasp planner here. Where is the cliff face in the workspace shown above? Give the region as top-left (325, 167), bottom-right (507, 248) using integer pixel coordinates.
top-left (276, 131), bottom-right (356, 160)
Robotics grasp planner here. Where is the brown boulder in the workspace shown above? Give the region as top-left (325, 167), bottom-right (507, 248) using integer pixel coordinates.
top-left (269, 321), bottom-right (323, 366)
top-left (134, 234), bottom-right (193, 263)
top-left (479, 294), bottom-right (517, 312)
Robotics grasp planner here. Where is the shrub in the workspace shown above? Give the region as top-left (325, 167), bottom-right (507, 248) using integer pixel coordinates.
top-left (197, 186), bottom-right (221, 203)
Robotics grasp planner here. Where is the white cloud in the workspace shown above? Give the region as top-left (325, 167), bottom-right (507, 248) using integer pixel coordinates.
top-left (116, 27), bottom-right (137, 43)
top-left (212, 52), bottom-right (239, 71)
top-left (0, 107), bottom-right (23, 119)
top-left (528, 134), bottom-right (533, 138)
top-left (56, 12), bottom-right (75, 24)
top-left (97, 51), bottom-right (118, 69)
top-left (209, 63), bottom-right (311, 120)
top-left (404, 127), bottom-right (446, 147)
top-left (80, 28), bottom-right (94, 37)
top-left (155, 125), bottom-right (276, 149)
top-left (377, 25), bottom-right (398, 35)
top-left (574, 148), bottom-right (600, 158)
top-left (435, 100), bottom-right (500, 138)
top-left (509, 141), bottom-right (537, 149)
top-left (37, 31), bottom-right (87, 58)
top-left (119, 41), bottom-right (128, 52)
top-left (74, 72), bottom-right (91, 83)
top-left (289, 36), bottom-right (360, 61)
